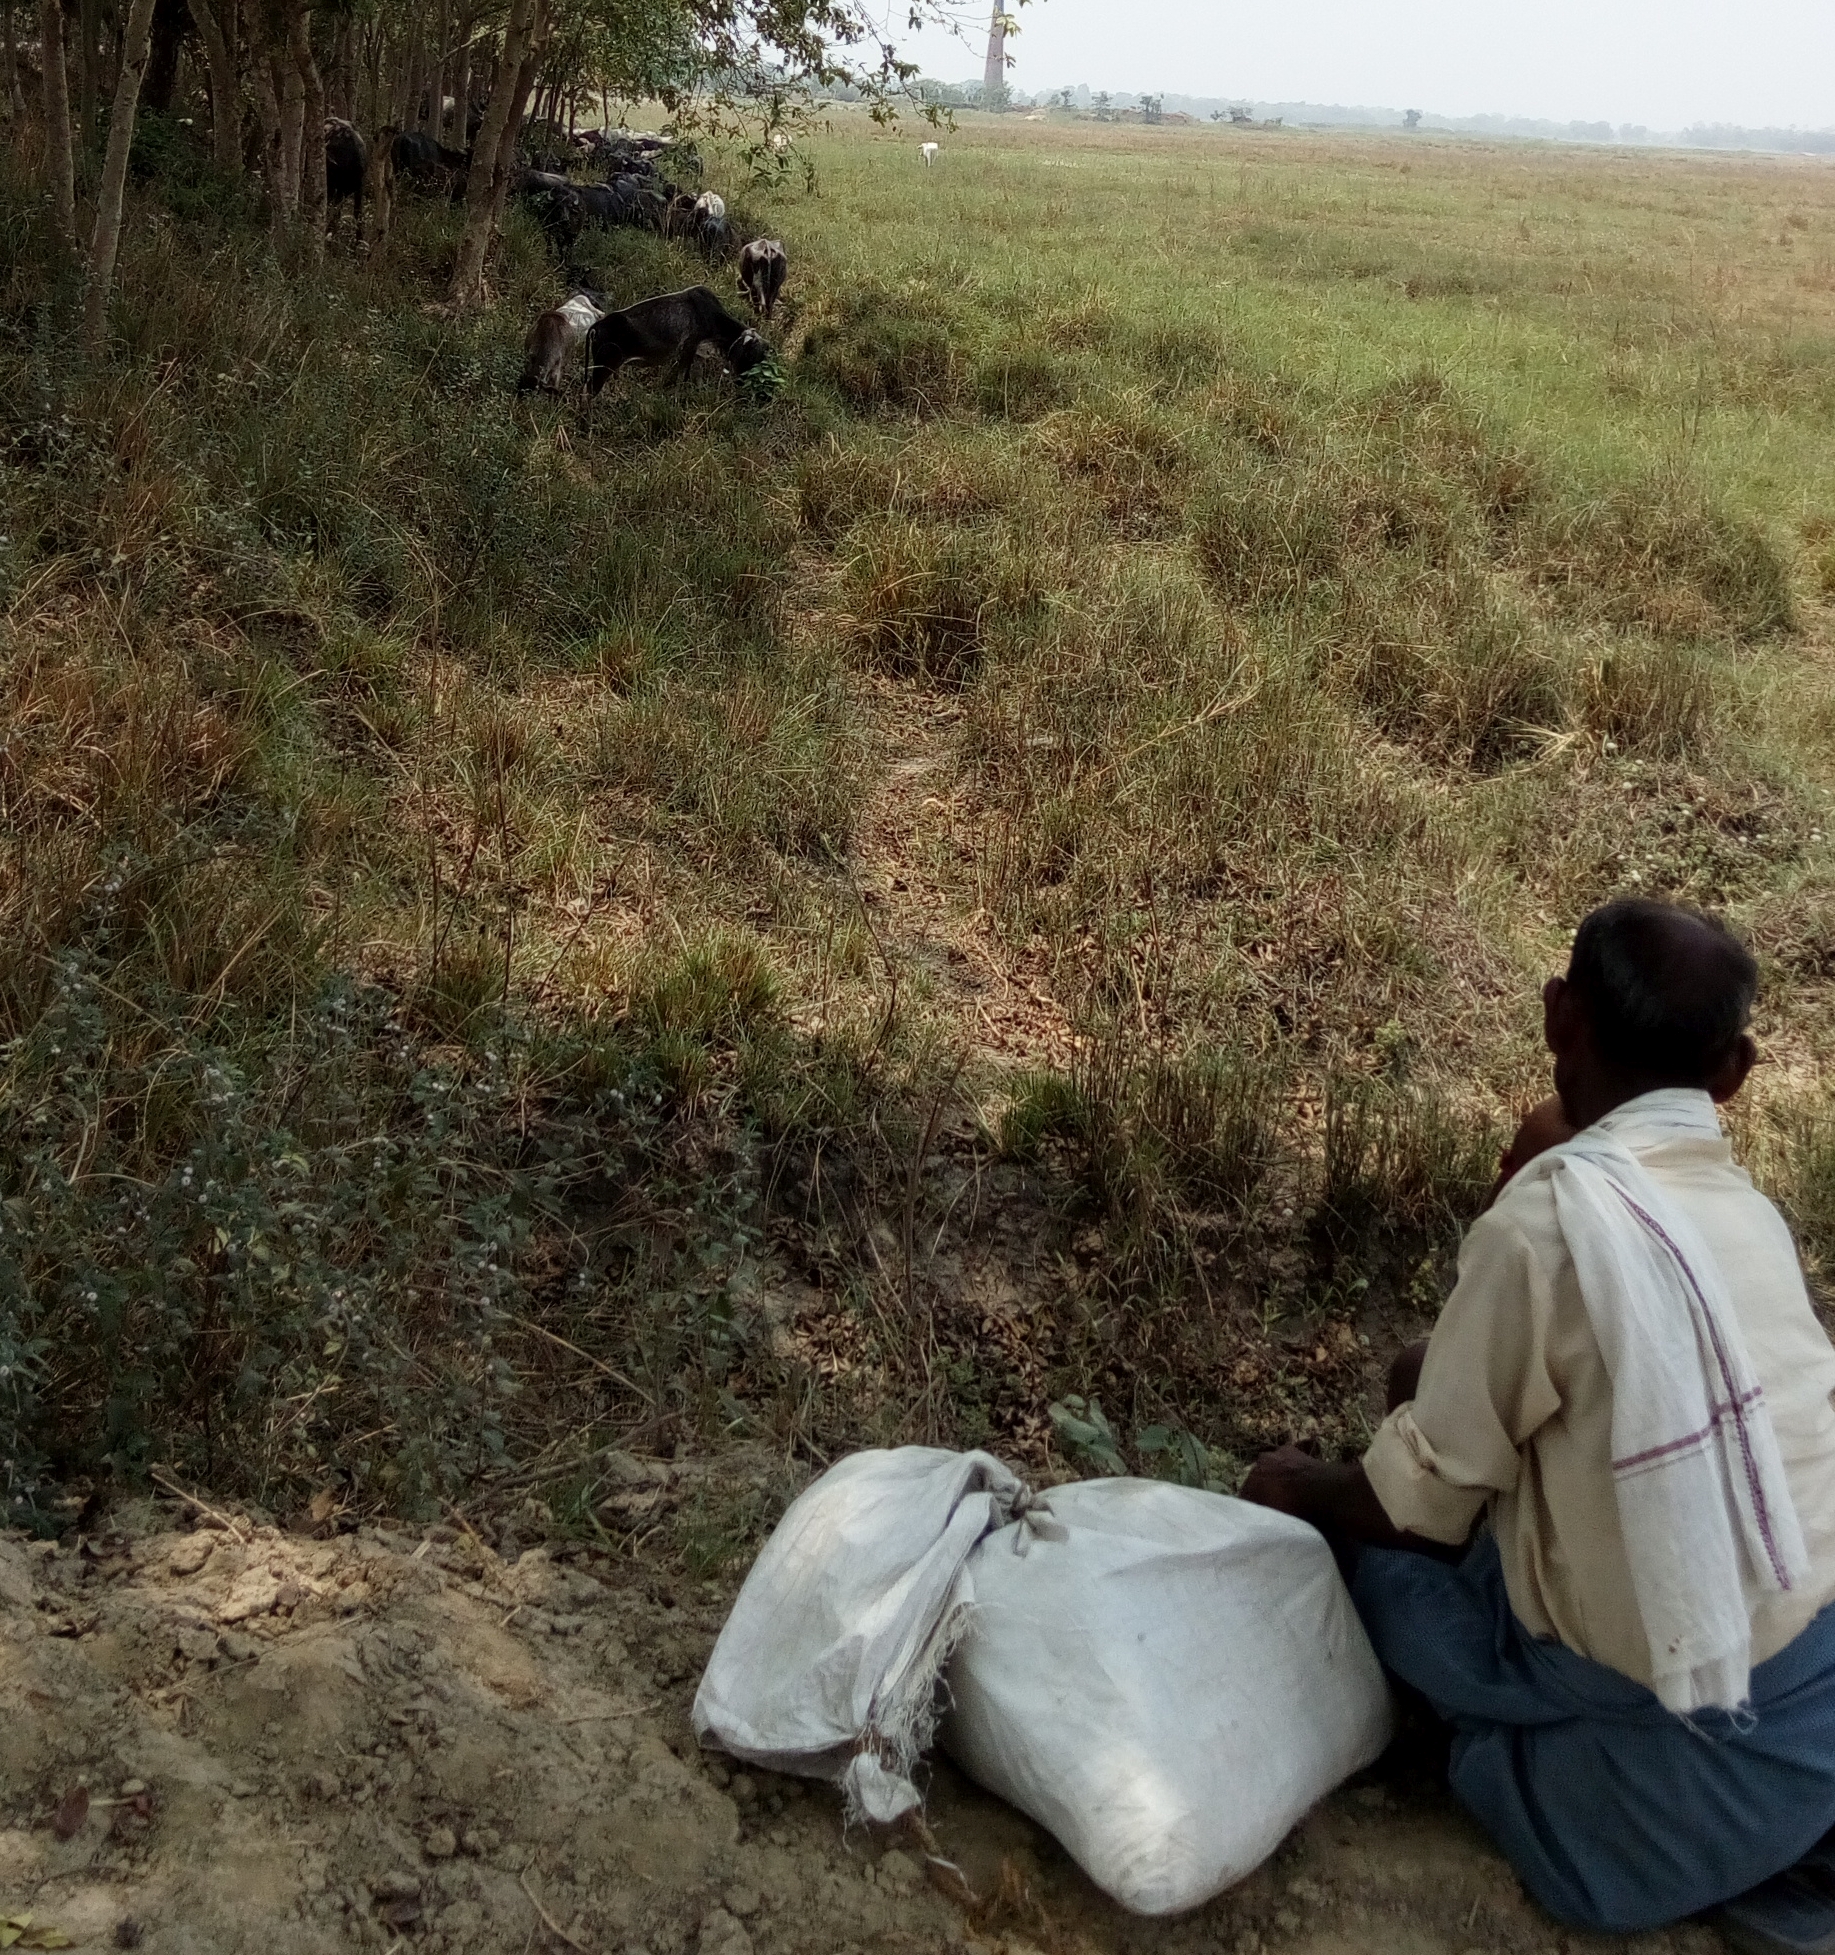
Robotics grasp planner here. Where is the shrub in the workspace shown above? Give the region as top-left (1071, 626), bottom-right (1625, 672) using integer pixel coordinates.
top-left (837, 514), bottom-right (1043, 682)
top-left (1530, 478), bottom-right (1794, 642)
top-left (800, 284), bottom-right (963, 414)
top-left (1573, 636), bottom-right (1720, 757)
top-left (973, 345), bottom-right (1070, 420)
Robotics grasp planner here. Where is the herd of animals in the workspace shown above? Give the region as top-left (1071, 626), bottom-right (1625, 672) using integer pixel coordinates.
top-left (315, 114), bottom-right (792, 399)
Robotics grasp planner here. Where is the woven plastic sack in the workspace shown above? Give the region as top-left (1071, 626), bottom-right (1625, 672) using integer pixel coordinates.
top-left (940, 1477), bottom-right (1394, 1914)
top-left (691, 1446), bottom-right (1049, 1822)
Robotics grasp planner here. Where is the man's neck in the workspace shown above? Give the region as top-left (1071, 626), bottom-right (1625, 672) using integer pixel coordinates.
top-left (1564, 1074), bottom-right (1696, 1130)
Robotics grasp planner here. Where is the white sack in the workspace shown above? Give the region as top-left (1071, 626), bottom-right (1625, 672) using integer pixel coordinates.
top-left (941, 1478), bottom-right (1394, 1916)
top-left (691, 1446), bottom-right (1037, 1822)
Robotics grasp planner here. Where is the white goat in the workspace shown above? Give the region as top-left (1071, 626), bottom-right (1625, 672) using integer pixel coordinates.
top-left (920, 141), bottom-right (940, 166)
top-left (517, 292), bottom-right (604, 395)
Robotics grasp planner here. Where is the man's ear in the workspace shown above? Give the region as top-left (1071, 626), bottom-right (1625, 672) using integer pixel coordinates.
top-left (1707, 1031), bottom-right (1759, 1105)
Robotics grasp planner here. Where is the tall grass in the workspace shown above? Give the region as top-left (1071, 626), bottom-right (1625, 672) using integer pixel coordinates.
top-left (3, 110), bottom-right (1834, 1519)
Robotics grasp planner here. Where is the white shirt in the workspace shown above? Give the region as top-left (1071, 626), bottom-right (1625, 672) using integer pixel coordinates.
top-left (1364, 1123), bottom-right (1835, 1687)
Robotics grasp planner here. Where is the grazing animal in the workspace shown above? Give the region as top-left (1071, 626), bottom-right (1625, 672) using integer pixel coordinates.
top-left (392, 128), bottom-right (471, 197)
top-left (737, 238), bottom-right (786, 319)
top-left (585, 286), bottom-right (771, 392)
top-left (575, 178), bottom-right (664, 233)
top-left (518, 292), bottom-right (606, 395)
top-left (510, 168), bottom-right (585, 251)
top-left (324, 118), bottom-right (367, 233)
top-left (586, 131), bottom-right (664, 178)
top-left (920, 141), bottom-right (939, 166)
top-left (661, 190), bottom-right (699, 239)
top-left (691, 189), bottom-right (729, 254)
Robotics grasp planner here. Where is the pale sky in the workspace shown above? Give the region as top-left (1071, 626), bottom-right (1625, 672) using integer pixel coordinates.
top-left (977, 0), bottom-right (1835, 131)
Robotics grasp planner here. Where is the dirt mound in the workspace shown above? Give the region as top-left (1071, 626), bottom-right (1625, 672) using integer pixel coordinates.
top-left (0, 1496), bottom-right (1727, 1955)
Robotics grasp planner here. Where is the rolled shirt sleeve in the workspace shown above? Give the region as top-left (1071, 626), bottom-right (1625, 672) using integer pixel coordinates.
top-left (1363, 1205), bottom-right (1562, 1544)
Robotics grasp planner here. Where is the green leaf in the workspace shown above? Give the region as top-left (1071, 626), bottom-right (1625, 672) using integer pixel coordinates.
top-left (1048, 1395), bottom-right (1126, 1475)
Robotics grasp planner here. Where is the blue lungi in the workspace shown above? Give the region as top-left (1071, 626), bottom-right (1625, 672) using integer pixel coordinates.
top-left (1352, 1535), bottom-right (1835, 1934)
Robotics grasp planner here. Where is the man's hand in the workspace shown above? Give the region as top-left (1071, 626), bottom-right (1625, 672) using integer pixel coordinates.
top-left (1238, 1444), bottom-right (1325, 1520)
top-left (1484, 1093), bottom-right (1577, 1208)
top-left (1239, 1448), bottom-right (1420, 1552)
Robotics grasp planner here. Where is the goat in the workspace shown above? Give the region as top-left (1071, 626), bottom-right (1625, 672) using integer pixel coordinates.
top-left (324, 118), bottom-right (367, 235)
top-left (584, 286), bottom-right (770, 392)
top-left (510, 168), bottom-right (585, 251)
top-left (392, 128), bottom-right (471, 196)
top-left (920, 141), bottom-right (939, 166)
top-left (517, 292), bottom-right (606, 396)
top-left (737, 238), bottom-right (787, 319)
top-left (576, 178), bottom-right (664, 233)
top-left (691, 190), bottom-right (729, 255)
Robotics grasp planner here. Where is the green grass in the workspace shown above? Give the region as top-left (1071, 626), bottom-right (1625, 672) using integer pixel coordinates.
top-left (4, 109), bottom-right (1835, 1522)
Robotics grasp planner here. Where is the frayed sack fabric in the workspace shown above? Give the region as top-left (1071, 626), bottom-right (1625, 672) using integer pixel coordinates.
top-left (691, 1447), bottom-right (1044, 1824)
top-left (694, 1449), bottom-right (1392, 1914)
top-left (942, 1478), bottom-right (1393, 1914)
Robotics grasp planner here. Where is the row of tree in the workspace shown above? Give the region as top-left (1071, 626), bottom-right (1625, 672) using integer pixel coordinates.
top-left (4, 0), bottom-right (951, 333)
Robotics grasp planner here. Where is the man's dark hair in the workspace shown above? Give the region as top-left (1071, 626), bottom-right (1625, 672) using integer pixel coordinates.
top-left (1566, 897), bottom-right (1758, 1085)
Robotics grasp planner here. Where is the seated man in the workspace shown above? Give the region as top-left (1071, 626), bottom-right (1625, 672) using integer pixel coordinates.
top-left (1242, 897), bottom-right (1835, 1939)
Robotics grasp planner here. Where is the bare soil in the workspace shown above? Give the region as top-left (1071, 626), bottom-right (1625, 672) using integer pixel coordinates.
top-left (1, 1489), bottom-right (1733, 1955)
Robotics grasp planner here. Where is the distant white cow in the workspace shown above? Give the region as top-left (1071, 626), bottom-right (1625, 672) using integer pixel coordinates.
top-left (920, 141), bottom-right (939, 166)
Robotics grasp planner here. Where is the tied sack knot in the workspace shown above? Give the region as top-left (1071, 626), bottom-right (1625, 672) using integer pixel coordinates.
top-left (1006, 1482), bottom-right (1068, 1556)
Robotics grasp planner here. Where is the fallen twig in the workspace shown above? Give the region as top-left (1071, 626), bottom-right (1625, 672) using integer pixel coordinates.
top-left (148, 1468), bottom-right (251, 1543)
top-left (507, 1316), bottom-right (651, 1403)
top-left (520, 1871), bottom-right (589, 1952)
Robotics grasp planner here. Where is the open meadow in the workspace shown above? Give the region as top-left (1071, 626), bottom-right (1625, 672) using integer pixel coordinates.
top-left (5, 100), bottom-right (1835, 1955)
top-left (5, 108), bottom-right (1835, 1519)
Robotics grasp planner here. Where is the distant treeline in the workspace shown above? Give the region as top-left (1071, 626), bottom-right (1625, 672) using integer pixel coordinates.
top-left (901, 80), bottom-right (1835, 156)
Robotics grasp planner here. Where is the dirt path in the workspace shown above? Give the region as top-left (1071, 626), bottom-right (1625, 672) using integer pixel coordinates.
top-left (2, 1497), bottom-right (1732, 1955)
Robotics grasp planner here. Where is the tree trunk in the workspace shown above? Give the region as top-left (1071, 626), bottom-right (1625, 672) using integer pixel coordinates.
top-left (185, 0), bottom-right (239, 173)
top-left (451, 16), bottom-right (469, 142)
top-left (358, 16), bottom-right (378, 129)
top-left (430, 0), bottom-right (448, 136)
top-left (5, 0), bottom-right (25, 122)
top-left (362, 117), bottom-right (392, 254)
top-left (399, 13), bottom-right (423, 129)
top-left (271, 25), bottom-right (302, 232)
top-left (82, 0), bottom-right (159, 350)
top-left (251, 34), bottom-right (279, 192)
top-left (329, 16), bottom-right (352, 120)
top-left (77, 0), bottom-right (97, 144)
top-left (447, 0), bottom-right (537, 306)
top-left (289, 2), bottom-right (322, 263)
top-left (141, 0), bottom-right (185, 110)
top-left (38, 0), bottom-right (76, 251)
top-left (482, 16), bottom-right (541, 227)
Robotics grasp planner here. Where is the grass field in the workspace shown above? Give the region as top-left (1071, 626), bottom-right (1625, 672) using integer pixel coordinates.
top-left (3, 109), bottom-right (1834, 1534)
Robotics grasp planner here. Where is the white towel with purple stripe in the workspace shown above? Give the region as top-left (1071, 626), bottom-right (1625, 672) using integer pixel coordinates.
top-left (1521, 1087), bottom-right (1808, 1714)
